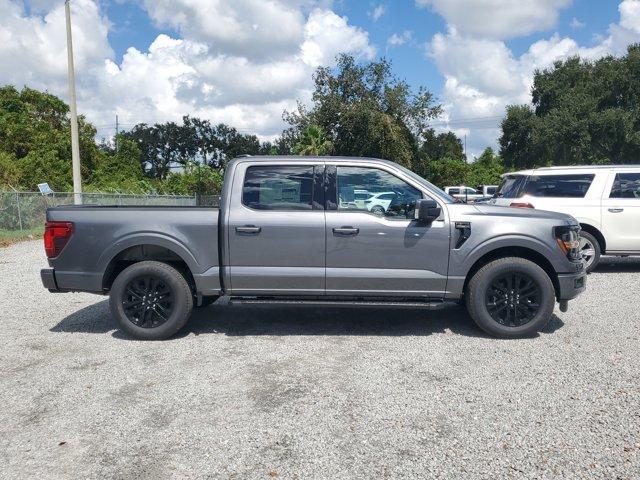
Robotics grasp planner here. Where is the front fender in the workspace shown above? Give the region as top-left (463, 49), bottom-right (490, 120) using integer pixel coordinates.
top-left (449, 233), bottom-right (563, 278)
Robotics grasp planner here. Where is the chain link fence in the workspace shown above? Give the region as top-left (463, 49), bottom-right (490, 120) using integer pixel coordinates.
top-left (0, 191), bottom-right (221, 232)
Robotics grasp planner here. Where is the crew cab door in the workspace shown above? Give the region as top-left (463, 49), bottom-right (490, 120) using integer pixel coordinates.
top-left (324, 164), bottom-right (450, 297)
top-left (225, 161), bottom-right (326, 295)
top-left (602, 169), bottom-right (640, 252)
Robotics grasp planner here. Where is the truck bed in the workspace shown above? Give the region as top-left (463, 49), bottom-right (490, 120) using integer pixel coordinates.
top-left (45, 206), bottom-right (221, 296)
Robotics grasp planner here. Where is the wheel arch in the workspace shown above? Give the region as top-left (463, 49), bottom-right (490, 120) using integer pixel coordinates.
top-left (579, 223), bottom-right (606, 253)
top-left (463, 246), bottom-right (560, 299)
top-left (100, 237), bottom-right (197, 292)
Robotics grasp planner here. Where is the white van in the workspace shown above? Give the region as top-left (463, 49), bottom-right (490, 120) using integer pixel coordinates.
top-left (490, 165), bottom-right (640, 271)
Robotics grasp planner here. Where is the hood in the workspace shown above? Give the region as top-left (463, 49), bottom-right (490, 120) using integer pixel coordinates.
top-left (470, 204), bottom-right (578, 224)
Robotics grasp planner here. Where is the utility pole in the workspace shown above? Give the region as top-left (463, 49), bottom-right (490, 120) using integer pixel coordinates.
top-left (464, 134), bottom-right (467, 160)
top-left (115, 114), bottom-right (119, 153)
top-left (65, 0), bottom-right (82, 205)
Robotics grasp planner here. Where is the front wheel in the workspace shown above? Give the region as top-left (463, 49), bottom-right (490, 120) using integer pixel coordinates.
top-left (465, 257), bottom-right (556, 338)
top-left (579, 231), bottom-right (601, 273)
top-left (110, 261), bottom-right (193, 340)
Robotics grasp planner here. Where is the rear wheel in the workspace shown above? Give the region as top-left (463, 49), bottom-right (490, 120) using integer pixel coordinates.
top-left (578, 231), bottom-right (601, 273)
top-left (465, 257), bottom-right (555, 338)
top-left (110, 261), bottom-right (193, 340)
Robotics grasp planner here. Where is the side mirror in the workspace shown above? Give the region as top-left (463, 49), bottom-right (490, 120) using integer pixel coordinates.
top-left (415, 199), bottom-right (441, 223)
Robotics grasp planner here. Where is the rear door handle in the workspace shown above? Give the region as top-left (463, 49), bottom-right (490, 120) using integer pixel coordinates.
top-left (608, 208), bottom-right (624, 213)
top-left (333, 226), bottom-right (359, 236)
top-left (236, 225), bottom-right (261, 235)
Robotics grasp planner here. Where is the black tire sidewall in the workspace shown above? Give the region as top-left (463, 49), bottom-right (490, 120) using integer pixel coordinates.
top-left (466, 258), bottom-right (555, 338)
top-left (110, 261), bottom-right (193, 340)
top-left (580, 231), bottom-right (601, 273)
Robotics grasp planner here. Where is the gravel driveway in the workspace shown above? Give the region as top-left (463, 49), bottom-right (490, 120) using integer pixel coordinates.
top-left (0, 240), bottom-right (639, 479)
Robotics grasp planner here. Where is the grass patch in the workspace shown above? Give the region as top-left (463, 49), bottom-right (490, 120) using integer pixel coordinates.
top-left (0, 227), bottom-right (44, 248)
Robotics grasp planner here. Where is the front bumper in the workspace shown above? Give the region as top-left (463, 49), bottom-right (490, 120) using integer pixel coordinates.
top-left (556, 268), bottom-right (586, 301)
top-left (41, 268), bottom-right (60, 292)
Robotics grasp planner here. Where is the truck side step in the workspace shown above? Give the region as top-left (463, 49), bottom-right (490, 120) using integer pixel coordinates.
top-left (214, 296), bottom-right (449, 310)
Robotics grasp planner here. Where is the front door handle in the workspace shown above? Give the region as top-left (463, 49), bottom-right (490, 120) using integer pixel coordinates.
top-left (333, 226), bottom-right (359, 236)
top-left (236, 225), bottom-right (261, 235)
top-left (608, 208), bottom-right (624, 213)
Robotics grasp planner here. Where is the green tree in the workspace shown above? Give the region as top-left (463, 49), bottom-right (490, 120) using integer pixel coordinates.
top-left (0, 152), bottom-right (19, 187)
top-left (426, 157), bottom-right (469, 188)
top-left (292, 124), bottom-right (333, 155)
top-left (285, 54), bottom-right (441, 168)
top-left (89, 136), bottom-right (148, 192)
top-left (0, 85), bottom-right (102, 190)
top-left (162, 162), bottom-right (223, 196)
top-left (467, 147), bottom-right (504, 187)
top-left (500, 44), bottom-right (640, 168)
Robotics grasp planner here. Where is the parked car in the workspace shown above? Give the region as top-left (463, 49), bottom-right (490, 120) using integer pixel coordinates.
top-left (363, 190), bottom-right (421, 215)
top-left (41, 156), bottom-right (585, 340)
top-left (478, 185), bottom-right (498, 197)
top-left (489, 165), bottom-right (640, 272)
top-left (443, 186), bottom-right (485, 203)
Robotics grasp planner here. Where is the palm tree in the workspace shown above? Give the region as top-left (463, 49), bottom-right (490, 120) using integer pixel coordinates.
top-left (292, 124), bottom-right (333, 156)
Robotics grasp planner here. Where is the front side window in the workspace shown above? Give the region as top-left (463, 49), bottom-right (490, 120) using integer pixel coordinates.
top-left (448, 188), bottom-right (460, 195)
top-left (610, 172), bottom-right (640, 199)
top-left (336, 167), bottom-right (423, 219)
top-left (523, 174), bottom-right (595, 198)
top-left (242, 165), bottom-right (314, 210)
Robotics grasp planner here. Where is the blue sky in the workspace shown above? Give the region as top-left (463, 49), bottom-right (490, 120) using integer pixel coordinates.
top-left (1, 0), bottom-right (636, 156)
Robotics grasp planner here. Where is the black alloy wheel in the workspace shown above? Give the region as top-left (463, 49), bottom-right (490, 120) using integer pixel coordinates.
top-left (122, 275), bottom-right (175, 328)
top-left (485, 272), bottom-right (541, 327)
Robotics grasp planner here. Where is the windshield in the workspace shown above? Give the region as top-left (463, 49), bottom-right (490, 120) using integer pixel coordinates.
top-left (395, 164), bottom-right (456, 204)
top-left (494, 175), bottom-right (527, 198)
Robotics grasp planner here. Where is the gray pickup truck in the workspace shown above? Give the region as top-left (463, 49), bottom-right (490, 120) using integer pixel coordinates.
top-left (41, 156), bottom-right (586, 339)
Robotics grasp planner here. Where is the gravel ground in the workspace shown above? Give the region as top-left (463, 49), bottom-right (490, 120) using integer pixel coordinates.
top-left (0, 240), bottom-right (639, 479)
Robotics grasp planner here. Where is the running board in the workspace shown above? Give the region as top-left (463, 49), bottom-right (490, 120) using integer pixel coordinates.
top-left (214, 296), bottom-right (449, 310)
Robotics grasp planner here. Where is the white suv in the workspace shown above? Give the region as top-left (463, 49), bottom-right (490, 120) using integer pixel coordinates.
top-left (490, 165), bottom-right (640, 272)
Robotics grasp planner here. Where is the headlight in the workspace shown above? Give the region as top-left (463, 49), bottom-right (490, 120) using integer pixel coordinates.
top-left (554, 225), bottom-right (581, 261)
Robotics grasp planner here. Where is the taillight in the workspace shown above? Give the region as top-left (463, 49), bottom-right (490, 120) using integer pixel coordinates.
top-left (554, 225), bottom-right (581, 261)
top-left (44, 221), bottom-right (74, 258)
top-left (510, 202), bottom-right (535, 209)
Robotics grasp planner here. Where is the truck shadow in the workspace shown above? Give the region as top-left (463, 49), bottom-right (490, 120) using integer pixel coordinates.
top-left (593, 256), bottom-right (640, 273)
top-left (50, 300), bottom-right (565, 340)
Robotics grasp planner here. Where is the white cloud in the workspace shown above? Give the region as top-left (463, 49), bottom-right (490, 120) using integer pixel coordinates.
top-left (0, 0), bottom-right (112, 90)
top-left (0, 0), bottom-right (375, 140)
top-left (570, 17), bottom-right (585, 29)
top-left (142, 0), bottom-right (306, 60)
top-left (425, 0), bottom-right (640, 157)
top-left (370, 4), bottom-right (386, 21)
top-left (416, 0), bottom-right (572, 39)
top-left (301, 9), bottom-right (375, 67)
top-left (620, 0), bottom-right (640, 32)
top-left (387, 30), bottom-right (412, 46)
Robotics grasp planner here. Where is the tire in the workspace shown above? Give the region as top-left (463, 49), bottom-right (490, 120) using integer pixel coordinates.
top-left (371, 205), bottom-right (385, 215)
top-left (465, 257), bottom-right (555, 338)
top-left (110, 261), bottom-right (193, 340)
top-left (578, 231), bottom-right (601, 273)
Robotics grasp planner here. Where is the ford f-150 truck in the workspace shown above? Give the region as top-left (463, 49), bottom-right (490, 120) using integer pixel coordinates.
top-left (41, 156), bottom-right (586, 339)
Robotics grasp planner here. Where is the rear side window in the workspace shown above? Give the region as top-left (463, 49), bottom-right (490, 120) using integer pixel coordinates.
top-left (448, 188), bottom-right (460, 195)
top-left (610, 172), bottom-right (640, 199)
top-left (523, 174), bottom-right (595, 198)
top-left (242, 165), bottom-right (315, 210)
top-left (495, 175), bottom-right (526, 198)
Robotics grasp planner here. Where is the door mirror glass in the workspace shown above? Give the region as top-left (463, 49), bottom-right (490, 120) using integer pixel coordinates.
top-left (415, 199), bottom-right (441, 223)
